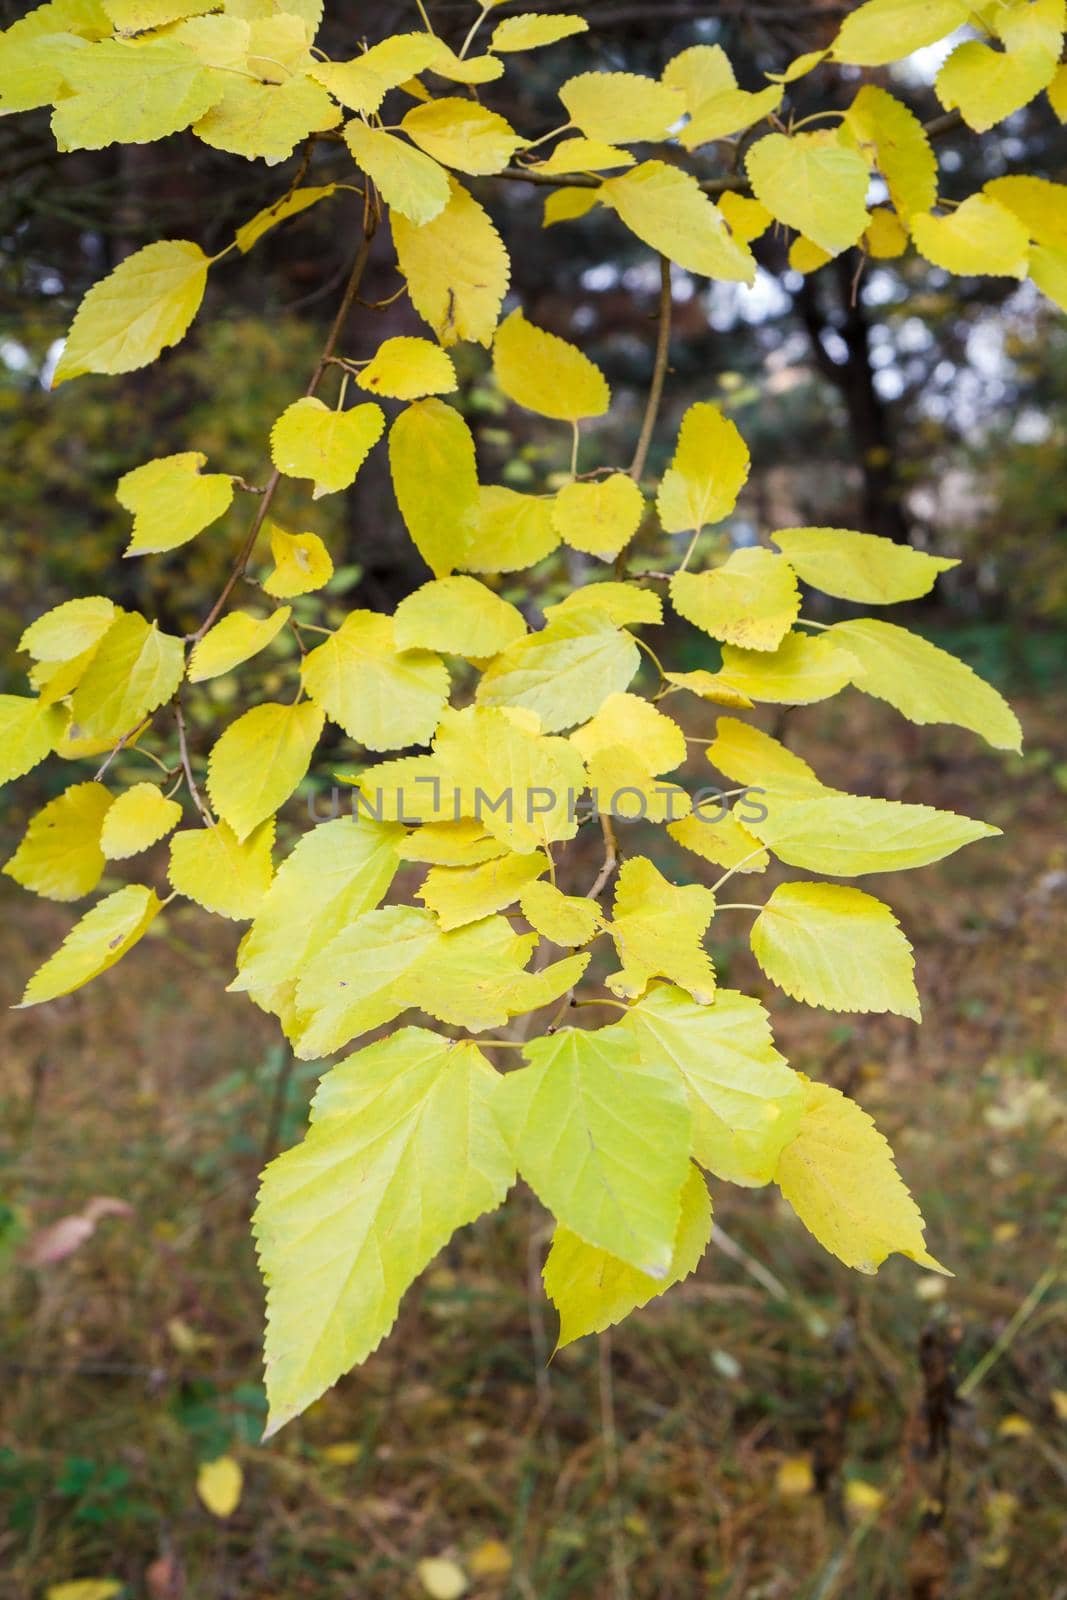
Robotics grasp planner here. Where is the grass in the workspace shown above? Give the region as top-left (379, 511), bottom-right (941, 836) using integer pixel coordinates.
top-left (1, 689), bottom-right (1065, 1600)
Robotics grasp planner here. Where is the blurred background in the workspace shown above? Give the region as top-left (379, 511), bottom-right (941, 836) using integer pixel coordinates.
top-left (1, 1), bottom-right (1065, 1596)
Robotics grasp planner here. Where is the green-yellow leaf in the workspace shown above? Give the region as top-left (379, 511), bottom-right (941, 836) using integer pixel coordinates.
top-left (601, 162), bottom-right (756, 283)
top-left (235, 182), bottom-right (337, 252)
top-left (772, 526), bottom-right (958, 602)
top-left (169, 817), bottom-right (274, 919)
top-left (117, 450), bottom-right (234, 556)
top-left (491, 12), bottom-right (588, 51)
top-left (475, 610), bottom-right (639, 732)
top-left (707, 715), bottom-right (825, 796)
top-left (44, 1583), bottom-right (123, 1600)
top-left (749, 791), bottom-right (999, 874)
top-left (661, 669), bottom-right (753, 709)
top-left (54, 239), bottom-right (209, 384)
top-left (194, 74), bottom-right (340, 162)
top-left (261, 525), bottom-right (333, 598)
top-left (308, 33), bottom-right (439, 112)
top-left (558, 70), bottom-right (684, 142)
top-left (667, 805), bottom-right (769, 873)
top-left (493, 308), bottom-right (610, 422)
top-left (196, 1455), bottom-right (243, 1518)
top-left (344, 122), bottom-right (450, 225)
top-left (464, 485), bottom-right (560, 573)
top-left (910, 195), bottom-right (1029, 277)
top-left (19, 596), bottom-right (115, 661)
top-left (519, 880), bottom-right (603, 946)
top-left (355, 336), bottom-right (456, 400)
top-left (18, 883), bottom-right (162, 1007)
top-left (936, 37), bottom-right (1057, 132)
top-left (393, 178), bottom-right (510, 347)
top-left (841, 85), bottom-right (937, 218)
top-left (670, 548), bottom-right (799, 651)
top-left (0, 694), bottom-right (66, 784)
top-left (393, 576), bottom-right (526, 657)
top-left (402, 97), bottom-right (522, 176)
top-left (270, 395), bottom-right (384, 498)
top-left (255, 1028), bottom-right (513, 1433)
top-left (544, 1163), bottom-right (711, 1346)
top-left (551, 474), bottom-right (643, 558)
top-left (714, 632), bottom-right (857, 705)
top-left (432, 704), bottom-right (588, 853)
top-left (623, 984), bottom-right (805, 1186)
top-left (751, 881), bottom-right (920, 1019)
top-left (983, 175), bottom-right (1067, 252)
top-left (389, 398), bottom-right (479, 577)
top-left (746, 132), bottom-right (870, 256)
top-left (682, 85), bottom-right (782, 148)
top-left (832, 0), bottom-right (970, 66)
top-left (397, 819), bottom-right (507, 869)
top-left (100, 781), bottom-right (182, 859)
top-left (4, 781), bottom-right (112, 902)
top-left (717, 190), bottom-right (774, 244)
top-left (206, 700), bottom-right (324, 839)
top-left (187, 606), bottom-right (291, 683)
top-left (656, 402), bottom-right (751, 533)
top-left (496, 1024), bottom-right (691, 1274)
top-left (532, 136), bottom-right (633, 174)
top-left (606, 856), bottom-right (717, 1003)
top-left (106, 1), bottom-right (216, 35)
top-left (68, 611), bottom-right (184, 742)
top-left (301, 611), bottom-right (449, 751)
top-left (418, 850), bottom-right (548, 930)
top-left (51, 36), bottom-right (224, 150)
top-left (571, 690), bottom-right (685, 774)
top-left (776, 1077), bottom-right (948, 1273)
top-left (543, 582), bottom-right (662, 629)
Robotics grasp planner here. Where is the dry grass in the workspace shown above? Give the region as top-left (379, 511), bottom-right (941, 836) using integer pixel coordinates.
top-left (1, 690), bottom-right (1065, 1600)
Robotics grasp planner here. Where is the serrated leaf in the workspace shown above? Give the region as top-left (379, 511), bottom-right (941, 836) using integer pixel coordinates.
top-left (661, 670), bottom-right (753, 709)
top-left (910, 196), bottom-right (1029, 277)
top-left (832, 0), bottom-right (970, 66)
top-left (308, 33), bottom-right (439, 112)
top-left (936, 37), bottom-right (1057, 132)
top-left (497, 1025), bottom-right (691, 1274)
top-left (571, 691), bottom-right (685, 773)
top-left (301, 612), bottom-right (449, 751)
top-left (343, 122), bottom-right (450, 225)
top-left (984, 175), bottom-right (1067, 252)
top-left (707, 715), bottom-right (825, 796)
top-left (51, 36), bottom-right (225, 150)
top-left (662, 43), bottom-right (735, 112)
top-left (714, 632), bottom-right (857, 705)
top-left (776, 1078), bottom-right (947, 1274)
top-left (558, 70), bottom-right (684, 142)
top-left (656, 402), bottom-right (750, 533)
top-left (255, 1027), bottom-right (513, 1433)
top-left (100, 781), bottom-right (182, 859)
top-left (393, 177), bottom-right (509, 347)
top-left (582, 746), bottom-right (689, 825)
top-left (418, 850), bottom-right (548, 930)
top-left (389, 399), bottom-right (479, 577)
top-left (491, 12), bottom-right (588, 50)
top-left (829, 618), bottom-right (1022, 750)
top-left (105, 0), bottom-right (217, 33)
top-left (464, 486), bottom-right (560, 573)
top-left (117, 450), bottom-right (234, 556)
top-left (601, 162), bottom-right (755, 283)
top-left (544, 1162), bottom-right (711, 1346)
top-left (261, 525), bottom-right (333, 598)
top-left (426, 41), bottom-right (502, 85)
top-left (623, 984), bottom-right (805, 1185)
top-left (54, 239), bottom-right (209, 384)
top-left (532, 135), bottom-right (633, 175)
top-left (19, 597), bottom-right (115, 661)
top-left (551, 474), bottom-right (643, 558)
top-left (194, 73), bottom-right (339, 162)
top-left (746, 132), bottom-right (869, 256)
top-left (18, 883), bottom-right (162, 1006)
top-left (402, 97), bottom-right (522, 176)
top-left (355, 336), bottom-right (456, 400)
top-left (476, 610), bottom-right (639, 733)
top-left (4, 781), bottom-right (112, 902)
top-left (519, 880), bottom-right (603, 945)
top-left (671, 548), bottom-right (799, 652)
top-left (667, 806), bottom-right (769, 872)
top-left (393, 576), bottom-right (526, 657)
top-left (207, 700), bottom-right (324, 840)
top-left (425, 929), bottom-right (586, 1032)
top-left (187, 607), bottom-right (290, 683)
top-left (751, 882), bottom-right (920, 1019)
top-left (270, 395), bottom-right (384, 498)
top-left (493, 308), bottom-right (610, 422)
top-left (231, 815), bottom-right (400, 994)
top-left (235, 182), bottom-right (337, 252)
top-left (543, 582), bottom-right (662, 629)
top-left (749, 791), bottom-right (999, 874)
top-left (169, 817), bottom-right (274, 919)
top-left (397, 819), bottom-right (507, 868)
top-left (771, 526), bottom-right (957, 603)
top-left (196, 1455), bottom-right (243, 1518)
top-left (0, 694), bottom-right (66, 784)
top-left (606, 856), bottom-right (716, 1003)
top-left (68, 612), bottom-right (184, 741)
top-left (841, 85), bottom-right (937, 219)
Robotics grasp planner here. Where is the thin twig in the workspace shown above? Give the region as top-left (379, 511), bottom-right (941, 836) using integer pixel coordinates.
top-left (598, 1330), bottom-right (630, 1600)
top-left (93, 713), bottom-right (153, 782)
top-left (174, 698), bottom-right (214, 825)
top-left (628, 255), bottom-right (673, 484)
top-left (586, 814), bottom-right (619, 901)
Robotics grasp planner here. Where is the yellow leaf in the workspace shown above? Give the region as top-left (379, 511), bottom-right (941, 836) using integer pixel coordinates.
top-left (776, 1077), bottom-right (947, 1274)
top-left (464, 485), bottom-right (559, 572)
top-left (4, 781), bottom-right (112, 902)
top-left (751, 881), bottom-right (920, 1019)
top-left (543, 186), bottom-right (601, 227)
top-left (829, 617), bottom-right (1022, 750)
top-left (749, 790), bottom-right (999, 874)
top-left (602, 162), bottom-right (756, 283)
top-left (788, 236), bottom-right (832, 275)
top-left (419, 850), bottom-right (549, 930)
top-left (707, 715), bottom-right (825, 796)
top-left (117, 450), bottom-right (234, 555)
top-left (772, 526), bottom-right (958, 602)
top-left (936, 37), bottom-right (1057, 131)
top-left (910, 195), bottom-right (1029, 277)
top-left (206, 700), bottom-right (324, 839)
top-left (196, 1455), bottom-right (243, 1518)
top-left (682, 85), bottom-right (782, 148)
top-left (983, 174), bottom-right (1067, 251)
top-left (169, 818), bottom-right (274, 919)
top-left (746, 132), bottom-right (869, 256)
top-left (18, 884), bottom-right (162, 1007)
top-left (865, 207), bottom-right (909, 258)
top-left (468, 1539), bottom-right (512, 1577)
top-left (235, 182), bottom-right (337, 252)
top-left (100, 781), bottom-right (182, 859)
top-left (170, 11), bottom-right (249, 70)
top-left (343, 122), bottom-right (450, 225)
top-left (1029, 241), bottom-right (1067, 312)
top-left (476, 610), bottom-right (639, 733)
top-left (519, 879), bottom-right (603, 945)
top-left (397, 819), bottom-right (507, 868)
top-left (713, 632), bottom-right (857, 705)
top-left (301, 611), bottom-right (449, 751)
top-left (661, 670), bottom-right (753, 709)
top-left (491, 12), bottom-right (588, 51)
top-left (187, 606), bottom-right (291, 683)
top-left (717, 190), bottom-right (773, 243)
top-left (493, 308), bottom-right (610, 422)
top-left (45, 1583), bottom-right (123, 1600)
top-left (559, 70), bottom-right (684, 142)
top-left (51, 35), bottom-right (224, 150)
top-left (53, 239), bottom-right (208, 384)
top-left (1049, 58), bottom-right (1067, 117)
top-left (433, 704), bottom-right (587, 852)
top-left (193, 73), bottom-right (339, 162)
top-left (551, 473), bottom-right (643, 558)
top-left (582, 746), bottom-right (689, 824)
top-left (355, 336), bottom-right (456, 400)
top-left (389, 399), bottom-right (480, 577)
top-left (842, 85), bottom-right (937, 218)
top-left (402, 97), bottom-right (522, 176)
top-left (833, 0), bottom-right (970, 65)
top-left (307, 32), bottom-right (439, 112)
top-left (768, 48), bottom-right (828, 83)
top-left (776, 1457), bottom-right (815, 1496)
top-left (606, 856), bottom-right (716, 1003)
top-left (426, 40), bottom-right (503, 85)
top-left (544, 582), bottom-right (662, 629)
top-left (19, 596), bottom-right (115, 661)
top-left (656, 402), bottom-right (750, 533)
top-left (393, 177), bottom-right (510, 347)
top-left (571, 691), bottom-right (685, 773)
top-left (261, 525), bottom-right (333, 598)
top-left (532, 135), bottom-right (632, 175)
top-left (667, 806), bottom-right (769, 872)
top-left (416, 1557), bottom-right (467, 1600)
top-left (662, 42), bottom-right (735, 112)
top-left (544, 1164), bottom-right (711, 1346)
top-left (68, 611), bottom-right (184, 741)
top-left (846, 1478), bottom-right (886, 1513)
top-left (393, 576), bottom-right (526, 657)
top-left (270, 395), bottom-right (384, 498)
top-left (0, 9), bottom-right (105, 116)
top-left (670, 548), bottom-right (799, 652)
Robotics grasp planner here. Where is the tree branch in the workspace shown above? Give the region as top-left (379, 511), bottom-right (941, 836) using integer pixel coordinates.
top-left (628, 255), bottom-right (673, 484)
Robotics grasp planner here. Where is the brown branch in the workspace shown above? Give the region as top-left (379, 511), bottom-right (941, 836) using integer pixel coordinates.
top-left (586, 814), bottom-right (620, 901)
top-left (174, 697), bottom-right (214, 825)
top-left (628, 255), bottom-right (673, 484)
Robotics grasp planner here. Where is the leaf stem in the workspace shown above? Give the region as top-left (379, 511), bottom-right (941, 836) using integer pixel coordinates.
top-left (628, 255), bottom-right (672, 484)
